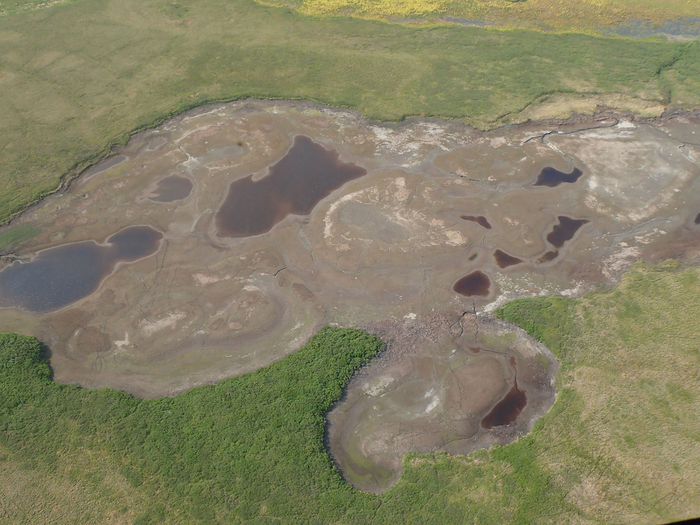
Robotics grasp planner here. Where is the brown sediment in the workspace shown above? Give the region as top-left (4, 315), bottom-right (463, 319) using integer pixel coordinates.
top-left (326, 313), bottom-right (557, 493)
top-left (0, 99), bottom-right (698, 401)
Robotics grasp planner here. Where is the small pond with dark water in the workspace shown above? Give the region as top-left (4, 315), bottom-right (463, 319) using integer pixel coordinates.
top-left (453, 270), bottom-right (491, 297)
top-left (0, 226), bottom-right (162, 314)
top-left (547, 216), bottom-right (589, 248)
top-left (480, 357), bottom-right (527, 429)
top-left (149, 175), bottom-right (193, 203)
top-left (534, 166), bottom-right (584, 187)
top-left (494, 249), bottom-right (523, 268)
top-left (461, 214), bottom-right (491, 229)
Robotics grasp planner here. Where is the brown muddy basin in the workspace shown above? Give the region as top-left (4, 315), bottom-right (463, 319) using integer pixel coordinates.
top-left (326, 313), bottom-right (557, 492)
top-left (1, 100), bottom-right (700, 491)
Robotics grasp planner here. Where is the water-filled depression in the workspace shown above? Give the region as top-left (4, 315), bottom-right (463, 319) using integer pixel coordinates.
top-left (215, 135), bottom-right (366, 237)
top-left (149, 175), bottom-right (193, 203)
top-left (0, 226), bottom-right (162, 314)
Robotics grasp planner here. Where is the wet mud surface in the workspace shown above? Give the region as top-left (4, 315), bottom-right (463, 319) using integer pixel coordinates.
top-left (326, 313), bottom-right (557, 492)
top-left (2, 100), bottom-right (700, 490)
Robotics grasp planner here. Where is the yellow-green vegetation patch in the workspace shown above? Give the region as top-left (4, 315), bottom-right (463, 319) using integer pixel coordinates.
top-left (261, 0), bottom-right (700, 35)
top-left (0, 0), bottom-right (700, 224)
top-left (2, 263), bottom-right (700, 523)
top-left (495, 261), bottom-right (700, 523)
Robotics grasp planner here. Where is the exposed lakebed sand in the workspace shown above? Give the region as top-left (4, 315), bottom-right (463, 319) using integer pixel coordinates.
top-left (1, 100), bottom-right (700, 491)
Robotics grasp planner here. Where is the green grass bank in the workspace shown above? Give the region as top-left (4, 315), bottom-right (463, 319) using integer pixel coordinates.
top-left (2, 262), bottom-right (700, 523)
top-left (0, 0), bottom-right (699, 224)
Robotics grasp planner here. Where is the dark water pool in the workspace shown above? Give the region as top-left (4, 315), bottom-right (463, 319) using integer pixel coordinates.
top-left (461, 215), bottom-right (491, 229)
top-left (83, 155), bottom-right (127, 180)
top-left (480, 383), bottom-right (527, 429)
top-left (493, 249), bottom-right (522, 268)
top-left (538, 250), bottom-right (559, 263)
top-left (0, 226), bottom-right (162, 314)
top-left (150, 175), bottom-right (193, 203)
top-left (534, 167), bottom-right (583, 187)
top-left (453, 270), bottom-right (490, 297)
top-left (215, 136), bottom-right (367, 237)
top-left (546, 216), bottom-right (589, 248)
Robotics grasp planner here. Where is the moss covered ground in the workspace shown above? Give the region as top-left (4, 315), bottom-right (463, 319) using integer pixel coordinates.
top-left (2, 263), bottom-right (700, 523)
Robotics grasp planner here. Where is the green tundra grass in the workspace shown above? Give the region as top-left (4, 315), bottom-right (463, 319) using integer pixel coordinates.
top-left (261, 0), bottom-right (700, 35)
top-left (0, 0), bottom-right (699, 225)
top-left (1, 262), bottom-right (700, 524)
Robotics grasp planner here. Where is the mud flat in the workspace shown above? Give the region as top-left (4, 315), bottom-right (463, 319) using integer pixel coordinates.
top-left (326, 312), bottom-right (558, 492)
top-left (1, 100), bottom-right (700, 487)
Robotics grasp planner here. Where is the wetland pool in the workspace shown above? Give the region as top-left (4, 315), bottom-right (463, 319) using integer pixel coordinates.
top-left (1, 100), bottom-right (700, 491)
top-left (0, 226), bottom-right (162, 314)
top-left (148, 175), bottom-right (194, 203)
top-left (215, 135), bottom-right (367, 237)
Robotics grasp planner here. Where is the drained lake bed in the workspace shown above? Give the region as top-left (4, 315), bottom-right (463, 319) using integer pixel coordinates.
top-left (1, 100), bottom-right (700, 489)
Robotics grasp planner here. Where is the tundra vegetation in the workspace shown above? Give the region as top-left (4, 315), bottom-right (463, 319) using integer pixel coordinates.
top-left (259, 0), bottom-right (700, 34)
top-left (1, 262), bottom-right (699, 523)
top-left (0, 0), bottom-right (699, 224)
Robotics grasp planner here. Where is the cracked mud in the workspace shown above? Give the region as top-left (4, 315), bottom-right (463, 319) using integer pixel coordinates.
top-left (1, 100), bottom-right (700, 491)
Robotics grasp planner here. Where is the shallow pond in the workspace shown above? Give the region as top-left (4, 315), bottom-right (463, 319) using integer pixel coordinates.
top-left (0, 226), bottom-right (162, 314)
top-left (149, 175), bottom-right (193, 203)
top-left (534, 166), bottom-right (583, 187)
top-left (215, 135), bottom-right (366, 237)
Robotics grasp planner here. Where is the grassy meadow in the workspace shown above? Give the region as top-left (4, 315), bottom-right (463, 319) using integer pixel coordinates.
top-left (0, 0), bottom-right (699, 225)
top-left (2, 263), bottom-right (700, 523)
top-left (262, 0), bottom-right (700, 34)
